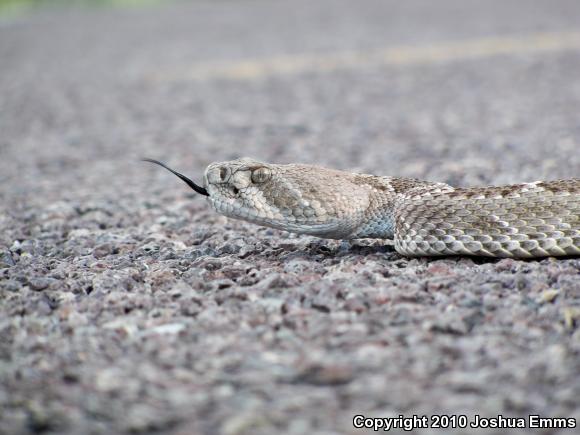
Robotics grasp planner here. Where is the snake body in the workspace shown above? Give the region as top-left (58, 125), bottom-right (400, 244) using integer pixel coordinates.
top-left (145, 158), bottom-right (580, 258)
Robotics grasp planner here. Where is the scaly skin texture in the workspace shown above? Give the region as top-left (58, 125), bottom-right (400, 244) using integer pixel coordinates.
top-left (202, 158), bottom-right (580, 258)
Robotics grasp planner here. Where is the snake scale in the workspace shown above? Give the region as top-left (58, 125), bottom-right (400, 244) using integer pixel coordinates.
top-left (144, 158), bottom-right (580, 258)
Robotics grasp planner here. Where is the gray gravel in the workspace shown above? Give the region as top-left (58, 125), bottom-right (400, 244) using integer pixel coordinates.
top-left (1, 1), bottom-right (580, 434)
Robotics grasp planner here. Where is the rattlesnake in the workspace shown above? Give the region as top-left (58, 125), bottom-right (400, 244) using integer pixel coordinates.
top-left (144, 158), bottom-right (580, 258)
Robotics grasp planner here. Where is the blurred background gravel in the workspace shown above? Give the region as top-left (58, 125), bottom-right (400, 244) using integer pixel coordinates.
top-left (1, 1), bottom-right (580, 434)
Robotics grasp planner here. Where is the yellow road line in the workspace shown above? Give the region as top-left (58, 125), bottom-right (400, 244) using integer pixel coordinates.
top-left (149, 32), bottom-right (580, 82)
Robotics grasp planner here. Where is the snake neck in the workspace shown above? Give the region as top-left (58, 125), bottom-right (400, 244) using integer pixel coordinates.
top-left (347, 176), bottom-right (453, 240)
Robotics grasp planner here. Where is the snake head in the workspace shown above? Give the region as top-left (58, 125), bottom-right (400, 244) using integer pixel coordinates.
top-left (143, 157), bottom-right (377, 239)
top-left (204, 158), bottom-right (372, 238)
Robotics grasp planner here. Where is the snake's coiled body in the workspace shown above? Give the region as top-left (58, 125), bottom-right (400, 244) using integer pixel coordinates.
top-left (146, 158), bottom-right (580, 258)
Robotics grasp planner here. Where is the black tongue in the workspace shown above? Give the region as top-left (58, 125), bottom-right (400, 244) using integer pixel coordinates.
top-left (142, 158), bottom-right (209, 197)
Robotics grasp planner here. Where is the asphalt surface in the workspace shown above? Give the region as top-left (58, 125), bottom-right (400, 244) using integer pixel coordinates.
top-left (1, 1), bottom-right (580, 434)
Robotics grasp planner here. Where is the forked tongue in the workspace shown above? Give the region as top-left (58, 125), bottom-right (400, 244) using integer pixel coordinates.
top-left (142, 158), bottom-right (209, 196)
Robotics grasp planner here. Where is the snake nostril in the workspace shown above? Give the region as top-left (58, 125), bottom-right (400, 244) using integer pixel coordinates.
top-left (207, 166), bottom-right (230, 185)
top-left (231, 186), bottom-right (239, 195)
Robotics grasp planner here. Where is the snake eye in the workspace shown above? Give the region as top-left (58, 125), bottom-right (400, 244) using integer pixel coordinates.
top-left (251, 167), bottom-right (271, 184)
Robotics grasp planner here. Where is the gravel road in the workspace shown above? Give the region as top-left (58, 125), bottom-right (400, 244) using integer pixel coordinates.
top-left (1, 1), bottom-right (580, 434)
